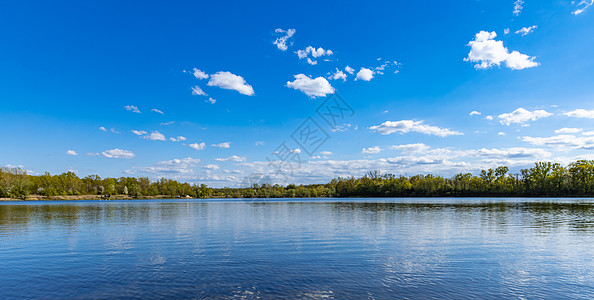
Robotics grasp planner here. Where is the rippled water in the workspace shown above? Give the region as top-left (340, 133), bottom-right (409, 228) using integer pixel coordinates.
top-left (2, 198), bottom-right (594, 299)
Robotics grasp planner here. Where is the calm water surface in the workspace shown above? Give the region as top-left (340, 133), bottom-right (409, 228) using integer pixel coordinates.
top-left (1, 198), bottom-right (594, 299)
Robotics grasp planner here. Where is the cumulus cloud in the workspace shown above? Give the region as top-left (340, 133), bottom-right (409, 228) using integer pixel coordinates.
top-left (362, 146), bottom-right (382, 154)
top-left (102, 149), bottom-right (135, 159)
top-left (255, 141), bottom-right (265, 146)
top-left (99, 126), bottom-right (107, 132)
top-left (144, 131), bottom-right (166, 141)
top-left (469, 111), bottom-right (482, 116)
top-left (328, 68), bottom-right (347, 81)
top-left (565, 109), bottom-right (594, 118)
top-left (212, 142), bottom-right (231, 149)
top-left (66, 150), bottom-right (78, 156)
top-left (132, 130), bottom-right (147, 136)
top-left (345, 66), bottom-right (355, 74)
top-left (124, 105), bottom-right (141, 113)
top-left (355, 68), bottom-right (374, 81)
top-left (286, 74), bottom-right (335, 98)
top-left (215, 155), bottom-right (246, 162)
top-left (513, 0), bottom-right (524, 16)
top-left (515, 25), bottom-right (537, 36)
top-left (573, 0), bottom-right (594, 15)
top-left (297, 46), bottom-right (333, 65)
top-left (207, 71), bottom-right (255, 96)
top-left (206, 97), bottom-right (216, 104)
top-left (273, 28), bottom-right (296, 51)
top-left (498, 108), bottom-right (552, 125)
top-left (151, 108), bottom-right (164, 114)
top-left (369, 120), bottom-right (463, 137)
top-left (192, 68), bottom-right (209, 80)
top-left (189, 142), bottom-right (206, 150)
top-left (465, 31), bottom-right (539, 70)
top-left (169, 136), bottom-right (186, 142)
top-left (191, 85), bottom-right (208, 96)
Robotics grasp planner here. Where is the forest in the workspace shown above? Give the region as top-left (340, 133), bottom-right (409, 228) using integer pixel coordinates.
top-left (2, 160), bottom-right (594, 199)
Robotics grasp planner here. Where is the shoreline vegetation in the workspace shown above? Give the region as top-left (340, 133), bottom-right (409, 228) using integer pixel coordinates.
top-left (3, 160), bottom-right (594, 200)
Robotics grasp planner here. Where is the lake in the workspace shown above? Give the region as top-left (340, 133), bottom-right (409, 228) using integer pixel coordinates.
top-left (1, 198), bottom-right (594, 299)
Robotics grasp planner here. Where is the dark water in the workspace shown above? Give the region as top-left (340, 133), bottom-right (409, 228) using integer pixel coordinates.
top-left (1, 198), bottom-right (594, 299)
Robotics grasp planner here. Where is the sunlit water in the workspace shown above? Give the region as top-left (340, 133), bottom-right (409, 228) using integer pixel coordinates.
top-left (2, 198), bottom-right (594, 299)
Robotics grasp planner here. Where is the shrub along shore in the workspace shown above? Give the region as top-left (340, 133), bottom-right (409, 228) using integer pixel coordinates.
top-left (3, 160), bottom-right (594, 200)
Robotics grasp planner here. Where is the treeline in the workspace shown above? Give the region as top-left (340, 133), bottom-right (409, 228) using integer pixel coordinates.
top-left (2, 160), bottom-right (594, 199)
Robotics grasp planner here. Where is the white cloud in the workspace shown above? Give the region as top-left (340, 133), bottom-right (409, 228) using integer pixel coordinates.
top-left (465, 31), bottom-right (539, 70)
top-left (565, 109), bottom-right (594, 118)
top-left (573, 0), bottom-right (594, 15)
top-left (144, 131), bottom-right (166, 141)
top-left (389, 143), bottom-right (431, 154)
top-left (515, 25), bottom-right (537, 36)
top-left (469, 111), bottom-right (482, 116)
top-left (132, 130), bottom-right (147, 136)
top-left (355, 68), bottom-right (374, 81)
top-left (102, 149), bottom-right (135, 159)
top-left (485, 115), bottom-right (494, 120)
top-left (297, 46), bottom-right (333, 64)
top-left (203, 164), bottom-right (220, 170)
top-left (206, 97), bottom-right (216, 104)
top-left (498, 132), bottom-right (507, 136)
top-left (215, 155), bottom-right (246, 162)
top-left (504, 28), bottom-right (510, 35)
top-left (191, 85), bottom-right (207, 96)
top-left (212, 142), bottom-right (231, 149)
top-left (169, 136), bottom-right (186, 142)
top-left (151, 108), bottom-right (164, 114)
top-left (255, 141), bottom-right (265, 146)
top-left (320, 151), bottom-right (333, 156)
top-left (110, 128), bottom-right (121, 134)
top-left (129, 157), bottom-right (201, 175)
top-left (555, 128), bottom-right (582, 134)
top-left (161, 121), bottom-right (175, 126)
top-left (99, 126), bottom-right (107, 132)
top-left (522, 135), bottom-right (594, 150)
top-left (513, 0), bottom-right (524, 16)
top-left (498, 108), bottom-right (552, 125)
top-left (345, 66), bottom-right (355, 74)
top-left (189, 142), bottom-right (206, 150)
top-left (192, 68), bottom-right (209, 80)
top-left (124, 105), bottom-right (141, 113)
top-left (583, 131), bottom-right (594, 136)
top-left (273, 28), bottom-right (296, 51)
top-left (369, 120), bottom-right (463, 137)
top-left (328, 68), bottom-right (347, 81)
top-left (291, 148), bottom-right (302, 154)
top-left (207, 71), bottom-right (255, 96)
top-left (66, 150), bottom-right (78, 156)
top-left (362, 146), bottom-right (382, 154)
top-left (86, 152), bottom-right (99, 156)
top-left (286, 74), bottom-right (335, 98)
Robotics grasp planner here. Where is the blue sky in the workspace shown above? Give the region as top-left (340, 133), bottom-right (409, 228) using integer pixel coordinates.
top-left (1, 0), bottom-right (594, 187)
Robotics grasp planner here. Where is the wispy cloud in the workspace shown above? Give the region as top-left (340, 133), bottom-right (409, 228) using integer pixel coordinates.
top-left (102, 149), bottom-right (135, 159)
top-left (273, 28), bottom-right (296, 51)
top-left (369, 120), bottom-right (463, 137)
top-left (124, 105), bottom-right (141, 113)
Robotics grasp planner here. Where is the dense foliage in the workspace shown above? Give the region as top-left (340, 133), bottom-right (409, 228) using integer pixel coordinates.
top-left (2, 160), bottom-right (594, 199)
